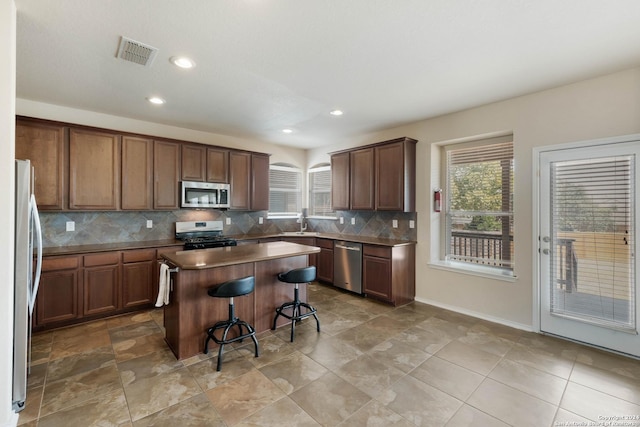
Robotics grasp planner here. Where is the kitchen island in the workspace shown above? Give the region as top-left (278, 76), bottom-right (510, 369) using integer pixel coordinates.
top-left (160, 241), bottom-right (320, 360)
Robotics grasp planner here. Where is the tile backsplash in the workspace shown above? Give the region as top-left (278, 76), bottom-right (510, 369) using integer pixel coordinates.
top-left (40, 210), bottom-right (417, 247)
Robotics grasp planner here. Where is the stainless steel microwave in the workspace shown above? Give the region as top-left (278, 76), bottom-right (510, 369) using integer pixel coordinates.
top-left (181, 181), bottom-right (231, 208)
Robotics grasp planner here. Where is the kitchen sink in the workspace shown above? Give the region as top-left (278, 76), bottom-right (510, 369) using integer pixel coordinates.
top-left (280, 231), bottom-right (320, 236)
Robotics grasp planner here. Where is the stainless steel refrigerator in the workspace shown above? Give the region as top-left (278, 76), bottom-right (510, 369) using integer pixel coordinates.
top-left (13, 159), bottom-right (43, 412)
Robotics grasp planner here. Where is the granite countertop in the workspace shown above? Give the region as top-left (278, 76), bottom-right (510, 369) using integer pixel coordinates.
top-left (161, 241), bottom-right (321, 270)
top-left (41, 233), bottom-right (415, 257)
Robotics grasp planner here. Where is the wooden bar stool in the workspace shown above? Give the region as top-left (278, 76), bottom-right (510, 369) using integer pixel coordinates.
top-left (272, 266), bottom-right (320, 342)
top-left (204, 276), bottom-right (260, 371)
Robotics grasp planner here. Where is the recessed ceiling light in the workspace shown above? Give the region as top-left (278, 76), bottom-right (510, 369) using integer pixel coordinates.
top-left (282, 128), bottom-right (293, 134)
top-left (329, 109), bottom-right (343, 116)
top-left (147, 96), bottom-right (165, 105)
top-left (170, 56), bottom-right (196, 69)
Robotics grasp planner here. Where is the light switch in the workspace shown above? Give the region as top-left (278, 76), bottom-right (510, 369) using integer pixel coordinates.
top-left (409, 220), bottom-right (415, 229)
top-left (226, 218), bottom-right (231, 225)
top-left (392, 219), bottom-right (398, 228)
top-left (351, 218), bottom-right (356, 225)
top-left (146, 220), bottom-right (153, 228)
top-left (340, 217), bottom-right (344, 224)
top-left (66, 221), bottom-right (75, 232)
top-left (258, 217), bottom-right (264, 224)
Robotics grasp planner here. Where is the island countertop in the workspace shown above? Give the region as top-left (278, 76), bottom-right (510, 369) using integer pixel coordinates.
top-left (161, 240), bottom-right (320, 270)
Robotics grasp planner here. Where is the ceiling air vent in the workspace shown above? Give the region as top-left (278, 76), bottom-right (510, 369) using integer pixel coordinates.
top-left (116, 36), bottom-right (158, 67)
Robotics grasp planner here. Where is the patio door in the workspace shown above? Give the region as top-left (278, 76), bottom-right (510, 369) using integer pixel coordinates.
top-left (538, 140), bottom-right (640, 357)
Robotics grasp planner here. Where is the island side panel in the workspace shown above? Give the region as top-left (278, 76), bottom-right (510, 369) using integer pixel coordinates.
top-left (254, 254), bottom-right (309, 333)
top-left (165, 263), bottom-right (255, 360)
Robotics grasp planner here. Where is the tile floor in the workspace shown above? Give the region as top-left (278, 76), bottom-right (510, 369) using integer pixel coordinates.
top-left (18, 282), bottom-right (640, 427)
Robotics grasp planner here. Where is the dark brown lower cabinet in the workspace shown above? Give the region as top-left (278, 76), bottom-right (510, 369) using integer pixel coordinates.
top-left (363, 244), bottom-right (415, 306)
top-left (122, 249), bottom-right (156, 308)
top-left (36, 256), bottom-right (81, 326)
top-left (316, 238), bottom-right (334, 284)
top-left (83, 252), bottom-right (120, 316)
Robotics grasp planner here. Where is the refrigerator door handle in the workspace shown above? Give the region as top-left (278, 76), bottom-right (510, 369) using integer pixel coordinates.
top-left (28, 194), bottom-right (42, 316)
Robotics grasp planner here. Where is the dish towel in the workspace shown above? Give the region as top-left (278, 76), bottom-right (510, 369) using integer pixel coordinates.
top-left (155, 263), bottom-right (171, 307)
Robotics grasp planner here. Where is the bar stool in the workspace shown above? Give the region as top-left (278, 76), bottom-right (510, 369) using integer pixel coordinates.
top-left (272, 266), bottom-right (320, 342)
top-left (204, 276), bottom-right (260, 371)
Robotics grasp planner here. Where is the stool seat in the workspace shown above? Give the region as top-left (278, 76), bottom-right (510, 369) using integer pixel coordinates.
top-left (272, 266), bottom-right (320, 342)
top-left (204, 276), bottom-right (259, 371)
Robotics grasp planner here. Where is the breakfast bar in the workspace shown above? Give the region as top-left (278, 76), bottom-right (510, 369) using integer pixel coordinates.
top-left (160, 241), bottom-right (320, 360)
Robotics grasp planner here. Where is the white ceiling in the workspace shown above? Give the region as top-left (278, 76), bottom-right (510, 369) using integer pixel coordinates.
top-left (15, 0), bottom-right (640, 149)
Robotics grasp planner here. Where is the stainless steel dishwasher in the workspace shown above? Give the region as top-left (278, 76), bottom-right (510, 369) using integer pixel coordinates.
top-left (333, 241), bottom-right (363, 294)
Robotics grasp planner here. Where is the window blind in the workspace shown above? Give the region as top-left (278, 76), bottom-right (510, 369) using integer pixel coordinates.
top-left (269, 165), bottom-right (301, 215)
top-left (309, 165), bottom-right (334, 217)
top-left (549, 156), bottom-right (636, 332)
top-left (444, 138), bottom-right (514, 269)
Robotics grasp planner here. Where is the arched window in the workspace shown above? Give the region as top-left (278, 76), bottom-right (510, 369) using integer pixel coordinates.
top-left (308, 163), bottom-right (335, 217)
top-left (268, 163), bottom-right (301, 218)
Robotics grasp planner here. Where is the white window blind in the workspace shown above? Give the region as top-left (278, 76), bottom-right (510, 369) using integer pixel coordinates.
top-left (308, 165), bottom-right (335, 217)
top-left (550, 156), bottom-right (635, 332)
top-left (269, 164), bottom-right (301, 216)
top-left (444, 136), bottom-right (514, 270)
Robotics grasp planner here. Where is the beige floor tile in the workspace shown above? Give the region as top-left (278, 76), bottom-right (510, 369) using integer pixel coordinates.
top-left (488, 358), bottom-right (567, 405)
top-left (570, 362), bottom-right (640, 405)
top-left (125, 367), bottom-right (202, 421)
top-left (560, 381), bottom-right (640, 422)
top-left (206, 369), bottom-right (286, 426)
top-left (503, 342), bottom-right (576, 379)
top-left (46, 345), bottom-right (115, 382)
top-left (397, 325), bottom-right (457, 355)
top-left (17, 385), bottom-right (43, 426)
top-left (132, 393), bottom-right (225, 427)
top-left (305, 334), bottom-right (364, 368)
top-left (575, 346), bottom-right (640, 380)
top-left (444, 404), bottom-right (509, 427)
top-left (51, 320), bottom-right (108, 341)
top-left (381, 375), bottom-right (462, 426)
top-left (112, 331), bottom-right (167, 362)
top-left (109, 320), bottom-right (162, 344)
top-left (189, 348), bottom-right (256, 390)
top-left (106, 311), bottom-right (154, 329)
top-left (457, 329), bottom-right (515, 357)
top-left (36, 388), bottom-right (130, 427)
top-left (340, 400), bottom-right (414, 427)
top-left (290, 372), bottom-right (371, 426)
top-left (367, 338), bottom-right (431, 373)
top-left (553, 408), bottom-right (593, 426)
top-left (236, 333), bottom-right (295, 369)
top-left (235, 396), bottom-right (321, 427)
top-left (435, 340), bottom-right (501, 375)
top-left (410, 356), bottom-right (484, 401)
top-left (259, 351), bottom-right (328, 394)
top-left (333, 322), bottom-right (392, 352)
top-left (48, 327), bottom-right (111, 360)
top-left (26, 361), bottom-right (47, 389)
top-left (118, 347), bottom-right (184, 387)
top-left (314, 310), bottom-right (368, 336)
top-left (337, 354), bottom-right (406, 399)
top-left (467, 378), bottom-right (557, 427)
top-left (40, 364), bottom-right (122, 417)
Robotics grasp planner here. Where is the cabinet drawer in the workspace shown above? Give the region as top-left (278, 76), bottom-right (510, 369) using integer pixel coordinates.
top-left (122, 249), bottom-right (156, 263)
top-left (363, 245), bottom-right (391, 259)
top-left (84, 252), bottom-right (120, 267)
top-left (315, 238), bottom-right (333, 249)
top-left (42, 256), bottom-right (80, 272)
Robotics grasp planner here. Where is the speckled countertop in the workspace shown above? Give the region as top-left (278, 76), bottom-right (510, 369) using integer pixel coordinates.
top-left (42, 233), bottom-right (416, 257)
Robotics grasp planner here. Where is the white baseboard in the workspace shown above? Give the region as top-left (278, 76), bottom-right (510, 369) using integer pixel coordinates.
top-left (1, 412), bottom-right (18, 427)
top-left (414, 296), bottom-right (534, 332)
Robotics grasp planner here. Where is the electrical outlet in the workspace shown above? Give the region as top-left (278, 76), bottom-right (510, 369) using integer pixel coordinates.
top-left (340, 217), bottom-right (344, 224)
top-left (225, 218), bottom-right (231, 225)
top-left (409, 220), bottom-right (415, 229)
top-left (392, 219), bottom-right (398, 228)
top-left (146, 220), bottom-right (153, 228)
top-left (66, 221), bottom-right (75, 232)
top-left (351, 217), bottom-right (356, 225)
top-left (258, 217), bottom-right (263, 224)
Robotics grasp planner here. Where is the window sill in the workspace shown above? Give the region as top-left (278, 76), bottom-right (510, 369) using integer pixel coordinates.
top-left (267, 215), bottom-right (299, 220)
top-left (428, 260), bottom-right (517, 283)
top-left (307, 215), bottom-right (337, 220)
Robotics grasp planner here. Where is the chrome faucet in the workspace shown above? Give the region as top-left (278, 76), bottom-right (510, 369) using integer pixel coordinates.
top-left (298, 213), bottom-right (307, 232)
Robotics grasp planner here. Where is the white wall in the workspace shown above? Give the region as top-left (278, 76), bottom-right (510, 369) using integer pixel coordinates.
top-left (309, 67), bottom-right (640, 329)
top-left (1, 0), bottom-right (17, 425)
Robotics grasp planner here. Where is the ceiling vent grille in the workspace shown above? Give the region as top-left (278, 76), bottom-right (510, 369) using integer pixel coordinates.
top-left (116, 36), bottom-right (158, 67)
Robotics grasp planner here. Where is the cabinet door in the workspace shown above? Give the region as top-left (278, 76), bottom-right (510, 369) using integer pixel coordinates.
top-left (122, 261), bottom-right (155, 308)
top-left (36, 269), bottom-right (81, 326)
top-left (154, 140), bottom-right (181, 210)
top-left (83, 265), bottom-right (120, 316)
top-left (69, 128), bottom-right (120, 210)
top-left (229, 151), bottom-right (251, 210)
top-left (350, 148), bottom-right (375, 210)
top-left (251, 153), bottom-right (270, 211)
top-left (207, 148), bottom-right (229, 183)
top-left (376, 141), bottom-right (405, 211)
top-left (15, 119), bottom-right (66, 210)
top-left (363, 255), bottom-right (392, 302)
top-left (181, 144), bottom-right (206, 182)
top-left (317, 248), bottom-right (334, 283)
top-left (331, 152), bottom-right (350, 210)
top-left (122, 136), bottom-right (153, 210)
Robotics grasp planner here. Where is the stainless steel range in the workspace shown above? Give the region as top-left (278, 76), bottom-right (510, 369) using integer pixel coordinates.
top-left (176, 220), bottom-right (237, 250)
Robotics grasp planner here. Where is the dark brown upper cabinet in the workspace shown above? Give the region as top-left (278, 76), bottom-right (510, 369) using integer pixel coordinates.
top-left (153, 140), bottom-right (181, 210)
top-left (181, 144), bottom-right (207, 182)
top-left (207, 147), bottom-right (229, 183)
top-left (375, 138), bottom-right (416, 212)
top-left (229, 151), bottom-right (270, 210)
top-left (350, 147), bottom-right (375, 210)
top-left (122, 136), bottom-right (153, 210)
